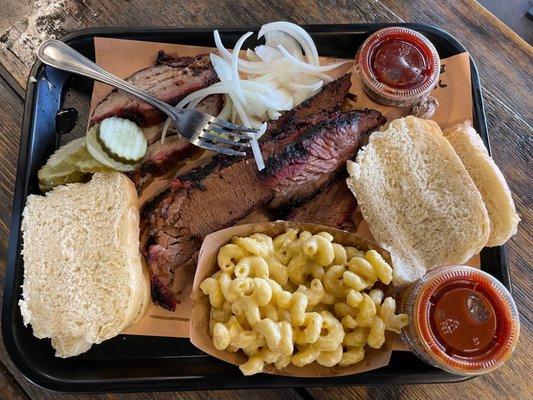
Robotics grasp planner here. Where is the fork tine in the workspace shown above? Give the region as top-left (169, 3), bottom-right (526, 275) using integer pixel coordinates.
top-left (196, 139), bottom-right (247, 156)
top-left (201, 131), bottom-right (251, 148)
top-left (210, 117), bottom-right (260, 134)
top-left (206, 123), bottom-right (254, 140)
top-left (205, 125), bottom-right (254, 141)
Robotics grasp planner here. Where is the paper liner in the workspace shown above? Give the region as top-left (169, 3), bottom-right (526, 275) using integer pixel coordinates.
top-left (190, 221), bottom-right (396, 377)
top-left (88, 37), bottom-right (479, 339)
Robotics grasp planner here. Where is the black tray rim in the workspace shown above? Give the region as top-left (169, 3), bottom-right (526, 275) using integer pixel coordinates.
top-left (2, 22), bottom-right (506, 393)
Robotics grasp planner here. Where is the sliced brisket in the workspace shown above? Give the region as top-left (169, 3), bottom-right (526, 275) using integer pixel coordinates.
top-left (145, 158), bottom-right (272, 309)
top-left (89, 53), bottom-right (218, 127)
top-left (288, 180), bottom-right (357, 231)
top-left (142, 74), bottom-right (385, 310)
top-left (266, 73), bottom-right (352, 136)
top-left (263, 109), bottom-right (386, 208)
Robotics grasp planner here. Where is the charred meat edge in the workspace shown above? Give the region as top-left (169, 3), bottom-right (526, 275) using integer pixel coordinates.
top-left (89, 53), bottom-right (218, 127)
top-left (288, 179), bottom-right (358, 231)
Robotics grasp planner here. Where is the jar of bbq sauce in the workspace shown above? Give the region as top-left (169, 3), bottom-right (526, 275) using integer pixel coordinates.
top-left (356, 27), bottom-right (440, 107)
top-left (401, 266), bottom-right (519, 375)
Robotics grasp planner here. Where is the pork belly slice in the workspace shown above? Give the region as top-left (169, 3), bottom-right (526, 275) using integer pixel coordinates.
top-left (131, 94), bottom-right (224, 189)
top-left (263, 109), bottom-right (386, 208)
top-left (155, 51), bottom-right (196, 68)
top-left (139, 135), bottom-right (196, 177)
top-left (89, 53), bottom-right (217, 127)
top-left (288, 180), bottom-right (357, 231)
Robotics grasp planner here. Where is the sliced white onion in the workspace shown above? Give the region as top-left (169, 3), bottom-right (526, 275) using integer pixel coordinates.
top-left (210, 53), bottom-right (231, 80)
top-left (258, 21), bottom-right (320, 66)
top-left (267, 109), bottom-right (282, 120)
top-left (264, 30), bottom-right (303, 60)
top-left (162, 22), bottom-right (348, 171)
top-left (254, 45), bottom-right (283, 62)
top-left (277, 44), bottom-right (351, 72)
top-left (287, 79), bottom-right (323, 92)
top-left (246, 48), bottom-right (261, 62)
top-left (217, 95), bottom-right (233, 120)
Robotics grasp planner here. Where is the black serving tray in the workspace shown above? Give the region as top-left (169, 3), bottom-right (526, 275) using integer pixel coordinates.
top-left (2, 23), bottom-right (510, 393)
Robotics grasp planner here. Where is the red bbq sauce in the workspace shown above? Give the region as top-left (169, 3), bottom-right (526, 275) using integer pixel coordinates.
top-left (356, 27), bottom-right (440, 106)
top-left (401, 266), bottom-right (519, 375)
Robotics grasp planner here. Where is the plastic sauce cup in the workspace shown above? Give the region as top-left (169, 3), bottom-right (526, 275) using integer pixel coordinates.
top-left (356, 27), bottom-right (440, 107)
top-left (400, 266), bottom-right (520, 375)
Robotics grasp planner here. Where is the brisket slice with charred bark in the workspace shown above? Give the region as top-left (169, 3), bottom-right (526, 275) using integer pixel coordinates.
top-left (144, 157), bottom-right (272, 309)
top-left (89, 53), bottom-right (218, 127)
top-left (266, 73), bottom-right (353, 136)
top-left (142, 107), bottom-right (384, 309)
top-left (288, 180), bottom-right (358, 231)
top-left (132, 74), bottom-right (350, 189)
top-left (263, 109), bottom-right (385, 208)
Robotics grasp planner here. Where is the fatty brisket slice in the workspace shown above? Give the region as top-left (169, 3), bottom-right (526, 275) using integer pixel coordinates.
top-left (288, 180), bottom-right (358, 231)
top-left (89, 53), bottom-right (218, 128)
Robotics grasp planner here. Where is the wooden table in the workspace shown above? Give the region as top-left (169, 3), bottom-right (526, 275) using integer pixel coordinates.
top-left (0, 1), bottom-right (531, 399)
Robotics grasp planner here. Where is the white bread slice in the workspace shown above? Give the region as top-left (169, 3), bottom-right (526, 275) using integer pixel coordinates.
top-left (19, 172), bottom-right (149, 358)
top-left (444, 121), bottom-right (520, 247)
top-left (347, 116), bottom-right (490, 285)
top-left (127, 259), bottom-right (152, 329)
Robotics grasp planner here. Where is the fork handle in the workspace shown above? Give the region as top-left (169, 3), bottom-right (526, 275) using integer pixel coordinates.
top-left (38, 39), bottom-right (178, 118)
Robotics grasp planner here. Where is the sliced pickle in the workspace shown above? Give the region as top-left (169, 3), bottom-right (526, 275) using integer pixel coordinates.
top-left (45, 137), bottom-right (86, 170)
top-left (86, 125), bottom-right (136, 172)
top-left (38, 137), bottom-right (88, 191)
top-left (74, 146), bottom-right (111, 173)
top-left (38, 165), bottom-right (86, 192)
top-left (96, 117), bottom-right (147, 164)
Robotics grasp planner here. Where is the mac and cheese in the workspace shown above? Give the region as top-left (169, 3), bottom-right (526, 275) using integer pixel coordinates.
top-left (200, 228), bottom-right (408, 375)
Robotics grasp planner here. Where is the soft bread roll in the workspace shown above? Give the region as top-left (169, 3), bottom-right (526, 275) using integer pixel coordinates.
top-left (444, 121), bottom-right (519, 247)
top-left (127, 259), bottom-right (152, 329)
top-left (347, 116), bottom-right (490, 285)
top-left (20, 172), bottom-right (149, 357)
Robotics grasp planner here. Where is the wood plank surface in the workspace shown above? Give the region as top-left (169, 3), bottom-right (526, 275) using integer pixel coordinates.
top-left (0, 1), bottom-right (531, 399)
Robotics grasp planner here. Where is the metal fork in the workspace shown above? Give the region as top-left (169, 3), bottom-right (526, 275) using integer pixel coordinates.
top-left (37, 39), bottom-right (257, 156)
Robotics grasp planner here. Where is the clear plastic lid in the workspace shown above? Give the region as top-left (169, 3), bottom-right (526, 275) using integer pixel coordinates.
top-left (400, 266), bottom-right (520, 375)
top-left (356, 27), bottom-right (440, 106)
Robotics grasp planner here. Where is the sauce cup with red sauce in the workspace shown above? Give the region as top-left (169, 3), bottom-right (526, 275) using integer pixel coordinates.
top-left (356, 27), bottom-right (440, 107)
top-left (401, 266), bottom-right (520, 375)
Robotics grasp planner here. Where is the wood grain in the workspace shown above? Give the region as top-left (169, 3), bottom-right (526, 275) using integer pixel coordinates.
top-left (0, 0), bottom-right (398, 90)
top-left (0, 0), bottom-right (531, 399)
top-left (378, 0), bottom-right (533, 121)
top-left (0, 78), bottom-right (31, 400)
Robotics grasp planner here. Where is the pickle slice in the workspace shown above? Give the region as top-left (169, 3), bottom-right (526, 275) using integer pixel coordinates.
top-left (38, 165), bottom-right (86, 192)
top-left (74, 146), bottom-right (111, 173)
top-left (45, 137), bottom-right (86, 170)
top-left (38, 137), bottom-right (88, 191)
top-left (86, 125), bottom-right (136, 172)
top-left (96, 117), bottom-right (147, 164)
